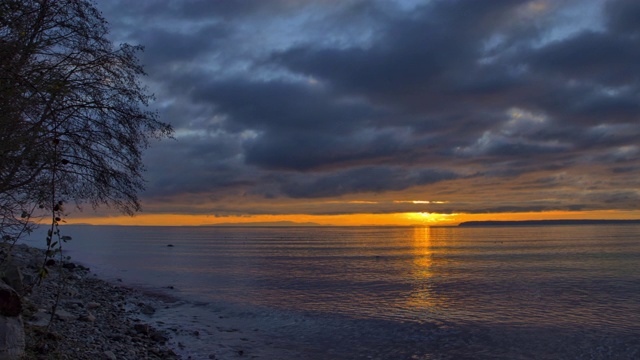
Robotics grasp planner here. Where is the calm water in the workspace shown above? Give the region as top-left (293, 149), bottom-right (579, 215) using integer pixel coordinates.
top-left (25, 225), bottom-right (640, 359)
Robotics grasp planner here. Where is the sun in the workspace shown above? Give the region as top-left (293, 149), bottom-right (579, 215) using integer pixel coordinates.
top-left (405, 212), bottom-right (459, 225)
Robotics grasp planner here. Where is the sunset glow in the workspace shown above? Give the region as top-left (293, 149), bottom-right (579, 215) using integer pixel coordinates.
top-left (62, 210), bottom-right (640, 227)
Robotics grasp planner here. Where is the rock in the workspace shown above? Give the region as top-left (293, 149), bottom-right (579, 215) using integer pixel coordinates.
top-left (54, 309), bottom-right (77, 322)
top-left (21, 273), bottom-right (36, 289)
top-left (26, 310), bottom-right (50, 328)
top-left (45, 259), bottom-right (56, 267)
top-left (6, 244), bottom-right (181, 359)
top-left (139, 303), bottom-right (156, 315)
top-left (63, 299), bottom-right (84, 310)
top-left (78, 264), bottom-right (90, 271)
top-left (0, 262), bottom-right (24, 295)
top-left (167, 244), bottom-right (174, 247)
top-left (0, 282), bottom-right (21, 317)
top-left (87, 301), bottom-right (101, 309)
top-left (79, 312), bottom-right (96, 323)
top-left (150, 330), bottom-right (168, 343)
top-left (62, 262), bottom-right (76, 270)
top-left (133, 323), bottom-right (150, 335)
top-left (0, 315), bottom-right (25, 359)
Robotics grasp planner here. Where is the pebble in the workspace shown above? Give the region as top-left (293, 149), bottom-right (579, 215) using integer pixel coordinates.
top-left (3, 244), bottom-right (181, 359)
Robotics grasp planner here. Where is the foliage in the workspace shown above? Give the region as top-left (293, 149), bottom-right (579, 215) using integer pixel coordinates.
top-left (0, 0), bottom-right (172, 241)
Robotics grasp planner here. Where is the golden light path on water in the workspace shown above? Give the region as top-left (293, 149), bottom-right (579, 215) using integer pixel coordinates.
top-left (404, 227), bottom-right (439, 314)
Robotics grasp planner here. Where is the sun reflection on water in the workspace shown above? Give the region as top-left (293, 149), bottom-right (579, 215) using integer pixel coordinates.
top-left (400, 227), bottom-right (442, 319)
top-left (411, 227), bottom-right (433, 275)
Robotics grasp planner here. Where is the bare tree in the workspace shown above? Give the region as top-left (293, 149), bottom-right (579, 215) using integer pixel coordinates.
top-left (0, 0), bottom-right (172, 241)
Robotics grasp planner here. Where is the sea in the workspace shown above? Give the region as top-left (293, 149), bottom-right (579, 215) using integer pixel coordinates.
top-left (23, 224), bottom-right (640, 359)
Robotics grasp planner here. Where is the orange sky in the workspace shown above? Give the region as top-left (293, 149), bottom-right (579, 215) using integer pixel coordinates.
top-left (62, 209), bottom-right (640, 227)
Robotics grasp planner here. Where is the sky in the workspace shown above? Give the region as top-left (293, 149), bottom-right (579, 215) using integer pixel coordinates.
top-left (75, 0), bottom-right (640, 226)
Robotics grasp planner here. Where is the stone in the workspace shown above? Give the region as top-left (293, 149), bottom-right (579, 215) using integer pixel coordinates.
top-left (76, 264), bottom-right (90, 271)
top-left (134, 323), bottom-right (150, 335)
top-left (21, 273), bottom-right (36, 289)
top-left (0, 282), bottom-right (21, 317)
top-left (149, 331), bottom-right (168, 344)
top-left (139, 303), bottom-right (156, 315)
top-left (6, 244), bottom-right (181, 359)
top-left (0, 262), bottom-right (24, 295)
top-left (87, 301), bottom-right (101, 309)
top-left (54, 309), bottom-right (77, 321)
top-left (63, 299), bottom-right (84, 309)
top-left (0, 315), bottom-right (25, 359)
top-left (26, 310), bottom-right (50, 328)
top-left (79, 312), bottom-right (96, 323)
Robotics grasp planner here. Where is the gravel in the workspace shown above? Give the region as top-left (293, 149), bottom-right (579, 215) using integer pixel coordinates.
top-left (3, 243), bottom-right (181, 360)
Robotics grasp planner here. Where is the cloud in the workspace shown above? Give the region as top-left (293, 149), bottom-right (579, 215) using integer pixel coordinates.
top-left (90, 0), bottom-right (640, 217)
top-left (278, 167), bottom-right (460, 198)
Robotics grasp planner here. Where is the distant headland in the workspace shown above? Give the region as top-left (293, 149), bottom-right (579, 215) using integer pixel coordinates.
top-left (458, 219), bottom-right (640, 227)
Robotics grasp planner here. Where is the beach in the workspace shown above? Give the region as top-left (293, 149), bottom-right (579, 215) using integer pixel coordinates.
top-left (1, 243), bottom-right (181, 359)
top-left (4, 242), bottom-right (315, 360)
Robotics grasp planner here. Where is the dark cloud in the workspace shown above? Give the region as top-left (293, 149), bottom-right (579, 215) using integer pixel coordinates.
top-left (190, 79), bottom-right (375, 134)
top-left (278, 167), bottom-right (460, 198)
top-left (136, 24), bottom-right (229, 67)
top-left (90, 0), bottom-right (640, 216)
top-left (271, 1), bottom-right (532, 108)
top-left (526, 31), bottom-right (640, 87)
top-left (243, 128), bottom-right (418, 171)
top-left (605, 0), bottom-right (640, 36)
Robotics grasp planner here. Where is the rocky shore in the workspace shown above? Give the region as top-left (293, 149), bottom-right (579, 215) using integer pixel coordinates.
top-left (0, 243), bottom-right (181, 359)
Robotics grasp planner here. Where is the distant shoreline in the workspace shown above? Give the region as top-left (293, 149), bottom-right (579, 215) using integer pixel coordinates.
top-left (458, 219), bottom-right (640, 227)
top-left (57, 220), bottom-right (640, 228)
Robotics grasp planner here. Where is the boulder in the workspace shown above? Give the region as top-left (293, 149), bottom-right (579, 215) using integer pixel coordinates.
top-left (0, 262), bottom-right (24, 295)
top-left (0, 315), bottom-right (25, 360)
top-left (0, 283), bottom-right (21, 317)
top-left (0, 282), bottom-right (24, 359)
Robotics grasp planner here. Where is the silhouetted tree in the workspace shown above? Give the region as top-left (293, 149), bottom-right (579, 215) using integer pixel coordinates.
top-left (0, 0), bottom-right (172, 241)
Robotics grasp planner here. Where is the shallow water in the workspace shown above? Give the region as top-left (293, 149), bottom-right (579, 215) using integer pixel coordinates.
top-left (25, 225), bottom-right (640, 359)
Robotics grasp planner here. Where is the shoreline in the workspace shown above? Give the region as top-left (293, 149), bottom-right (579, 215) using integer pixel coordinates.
top-left (2, 243), bottom-right (181, 359)
top-left (4, 242), bottom-right (305, 360)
